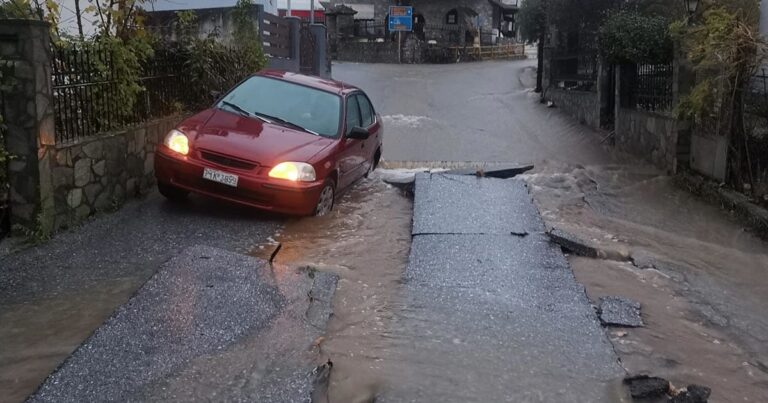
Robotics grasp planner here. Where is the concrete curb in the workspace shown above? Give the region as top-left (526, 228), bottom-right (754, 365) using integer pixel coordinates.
top-left (675, 171), bottom-right (768, 239)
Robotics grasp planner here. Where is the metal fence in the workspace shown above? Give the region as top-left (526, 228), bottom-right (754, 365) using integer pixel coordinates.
top-left (621, 63), bottom-right (674, 113)
top-left (52, 46), bottom-right (213, 144)
top-left (744, 69), bottom-right (768, 197)
top-left (551, 52), bottom-right (599, 91)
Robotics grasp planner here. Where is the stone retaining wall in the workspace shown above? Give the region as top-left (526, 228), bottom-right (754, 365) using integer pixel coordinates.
top-left (544, 88), bottom-right (600, 129)
top-left (49, 116), bottom-right (179, 230)
top-left (336, 40), bottom-right (400, 63)
top-left (616, 108), bottom-right (678, 173)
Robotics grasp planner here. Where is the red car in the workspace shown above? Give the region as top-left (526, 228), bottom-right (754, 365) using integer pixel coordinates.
top-left (155, 71), bottom-right (383, 216)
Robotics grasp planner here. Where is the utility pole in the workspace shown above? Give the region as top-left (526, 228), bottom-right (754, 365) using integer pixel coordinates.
top-left (287, 0), bottom-right (291, 17)
top-left (310, 0), bottom-right (315, 24)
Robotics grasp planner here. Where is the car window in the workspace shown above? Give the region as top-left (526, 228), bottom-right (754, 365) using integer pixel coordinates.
top-left (357, 94), bottom-right (375, 127)
top-left (346, 96), bottom-right (362, 132)
top-left (217, 76), bottom-right (342, 138)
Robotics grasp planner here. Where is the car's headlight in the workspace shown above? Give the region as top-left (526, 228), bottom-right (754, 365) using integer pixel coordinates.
top-left (164, 129), bottom-right (189, 156)
top-left (268, 162), bottom-right (316, 182)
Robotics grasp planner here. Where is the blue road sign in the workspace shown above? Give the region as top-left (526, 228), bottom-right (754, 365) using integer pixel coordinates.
top-left (388, 6), bottom-right (413, 32)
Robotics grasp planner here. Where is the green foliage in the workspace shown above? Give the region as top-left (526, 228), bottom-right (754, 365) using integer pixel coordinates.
top-left (13, 213), bottom-right (51, 244)
top-left (0, 0), bottom-right (39, 19)
top-left (673, 5), bottom-right (764, 125)
top-left (174, 1), bottom-right (266, 107)
top-left (599, 8), bottom-right (673, 64)
top-left (518, 0), bottom-right (546, 44)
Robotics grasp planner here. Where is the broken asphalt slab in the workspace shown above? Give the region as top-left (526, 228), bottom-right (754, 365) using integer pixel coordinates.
top-left (548, 228), bottom-right (601, 258)
top-left (599, 296), bottom-right (644, 328)
top-left (412, 173), bottom-right (544, 236)
top-left (379, 164), bottom-right (534, 197)
top-left (28, 246), bottom-right (338, 402)
top-left (378, 173), bottom-right (625, 401)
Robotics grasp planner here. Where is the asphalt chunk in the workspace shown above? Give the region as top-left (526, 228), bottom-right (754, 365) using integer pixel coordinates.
top-left (28, 246), bottom-right (338, 402)
top-left (599, 296), bottom-right (645, 328)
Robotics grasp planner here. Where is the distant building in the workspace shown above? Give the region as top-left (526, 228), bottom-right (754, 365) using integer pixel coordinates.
top-left (325, 0), bottom-right (519, 38)
top-left (145, 0), bottom-right (278, 15)
top-left (143, 1), bottom-right (274, 44)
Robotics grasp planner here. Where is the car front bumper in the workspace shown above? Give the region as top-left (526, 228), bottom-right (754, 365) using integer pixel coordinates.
top-left (155, 149), bottom-right (324, 216)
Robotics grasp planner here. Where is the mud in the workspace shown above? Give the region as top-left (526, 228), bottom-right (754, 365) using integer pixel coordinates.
top-left (252, 173), bottom-right (413, 403)
top-left (522, 162), bottom-right (768, 402)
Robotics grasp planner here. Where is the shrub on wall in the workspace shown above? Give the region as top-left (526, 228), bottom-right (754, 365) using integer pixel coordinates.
top-left (599, 9), bottom-right (673, 65)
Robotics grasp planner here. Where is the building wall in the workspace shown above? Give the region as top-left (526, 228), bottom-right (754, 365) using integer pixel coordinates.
top-left (146, 6), bottom-right (262, 45)
top-left (615, 109), bottom-right (678, 172)
top-left (327, 0), bottom-right (495, 32)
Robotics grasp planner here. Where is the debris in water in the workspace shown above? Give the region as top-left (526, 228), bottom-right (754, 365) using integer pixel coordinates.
top-left (311, 359), bottom-right (334, 403)
top-left (599, 296), bottom-right (644, 327)
top-left (548, 228), bottom-right (599, 258)
top-left (443, 164), bottom-right (535, 179)
top-left (671, 384), bottom-right (712, 403)
top-left (624, 375), bottom-right (670, 399)
top-left (630, 249), bottom-right (658, 270)
top-left (268, 243), bottom-right (282, 263)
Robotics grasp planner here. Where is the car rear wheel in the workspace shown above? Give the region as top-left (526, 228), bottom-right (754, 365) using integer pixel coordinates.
top-left (315, 180), bottom-right (335, 216)
top-left (158, 182), bottom-right (189, 202)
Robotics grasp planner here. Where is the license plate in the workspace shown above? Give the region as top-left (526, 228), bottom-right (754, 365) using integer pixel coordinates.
top-left (203, 167), bottom-right (239, 187)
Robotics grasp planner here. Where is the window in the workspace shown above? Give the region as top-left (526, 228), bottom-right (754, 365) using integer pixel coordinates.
top-left (446, 9), bottom-right (458, 24)
top-left (357, 94), bottom-right (375, 127)
top-left (346, 96), bottom-right (362, 132)
top-left (218, 76), bottom-right (341, 137)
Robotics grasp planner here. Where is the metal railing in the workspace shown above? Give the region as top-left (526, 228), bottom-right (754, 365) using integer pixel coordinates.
top-left (621, 62), bottom-right (674, 113)
top-left (551, 52), bottom-right (598, 91)
top-left (51, 46), bottom-right (199, 145)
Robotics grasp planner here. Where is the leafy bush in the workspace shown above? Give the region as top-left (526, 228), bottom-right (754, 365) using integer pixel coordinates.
top-left (599, 9), bottom-right (673, 64)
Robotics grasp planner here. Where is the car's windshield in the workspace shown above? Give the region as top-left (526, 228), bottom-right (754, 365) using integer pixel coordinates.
top-left (217, 76), bottom-right (341, 138)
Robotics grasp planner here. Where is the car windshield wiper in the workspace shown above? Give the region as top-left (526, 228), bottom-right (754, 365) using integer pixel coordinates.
top-left (253, 112), bottom-right (319, 136)
top-left (220, 101), bottom-right (271, 123)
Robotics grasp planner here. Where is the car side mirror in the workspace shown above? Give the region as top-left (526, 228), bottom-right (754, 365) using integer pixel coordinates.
top-left (347, 126), bottom-right (370, 140)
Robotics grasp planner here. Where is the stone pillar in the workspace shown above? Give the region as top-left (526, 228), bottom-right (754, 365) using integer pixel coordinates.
top-left (310, 24), bottom-right (331, 78)
top-left (0, 20), bottom-right (55, 234)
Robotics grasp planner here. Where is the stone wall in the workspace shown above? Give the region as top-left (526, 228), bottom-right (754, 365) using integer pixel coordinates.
top-left (336, 40), bottom-right (399, 63)
top-left (48, 116), bottom-right (179, 230)
top-left (545, 89), bottom-right (601, 129)
top-left (615, 108), bottom-right (678, 172)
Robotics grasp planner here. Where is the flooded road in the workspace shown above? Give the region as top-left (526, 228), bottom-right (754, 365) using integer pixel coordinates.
top-left (522, 162), bottom-right (768, 401)
top-left (253, 174), bottom-right (413, 403)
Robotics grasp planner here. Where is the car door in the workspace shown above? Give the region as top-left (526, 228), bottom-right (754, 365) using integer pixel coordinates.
top-left (338, 94), bottom-right (366, 189)
top-left (355, 93), bottom-right (381, 173)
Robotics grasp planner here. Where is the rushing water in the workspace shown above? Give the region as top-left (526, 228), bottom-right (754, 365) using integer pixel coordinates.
top-left (521, 161), bottom-right (768, 402)
top-left (252, 173), bottom-right (414, 403)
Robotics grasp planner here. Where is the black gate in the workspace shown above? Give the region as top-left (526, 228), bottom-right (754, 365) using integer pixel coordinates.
top-left (300, 23), bottom-right (316, 75)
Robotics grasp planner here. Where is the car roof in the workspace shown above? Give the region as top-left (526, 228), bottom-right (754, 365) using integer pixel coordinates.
top-left (257, 70), bottom-right (359, 96)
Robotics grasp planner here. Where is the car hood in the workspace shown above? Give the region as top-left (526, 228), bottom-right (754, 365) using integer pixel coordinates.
top-left (184, 108), bottom-right (335, 166)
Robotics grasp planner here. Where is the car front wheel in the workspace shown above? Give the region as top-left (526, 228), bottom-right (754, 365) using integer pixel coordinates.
top-left (315, 180), bottom-right (335, 216)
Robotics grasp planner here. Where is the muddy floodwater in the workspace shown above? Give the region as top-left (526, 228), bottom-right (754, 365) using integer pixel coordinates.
top-left (522, 162), bottom-right (768, 402)
top-left (252, 173), bottom-right (413, 403)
